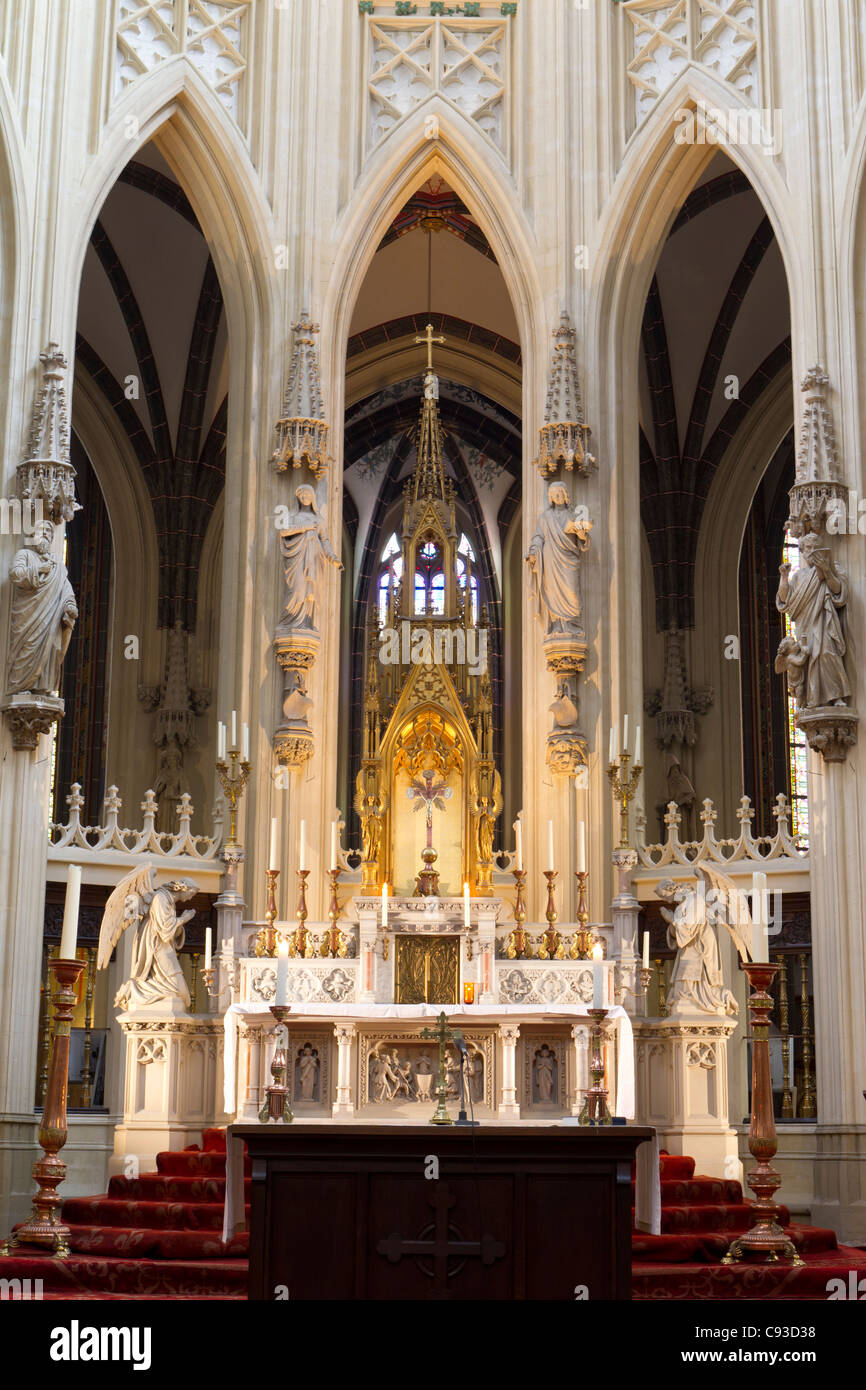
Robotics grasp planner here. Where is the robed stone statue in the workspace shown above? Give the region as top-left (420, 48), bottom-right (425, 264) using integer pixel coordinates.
top-left (97, 865), bottom-right (198, 1013)
top-left (525, 483), bottom-right (592, 634)
top-left (7, 520), bottom-right (78, 694)
top-left (775, 532), bottom-right (850, 708)
top-left (279, 484), bottom-right (343, 631)
top-left (654, 865), bottom-right (753, 1018)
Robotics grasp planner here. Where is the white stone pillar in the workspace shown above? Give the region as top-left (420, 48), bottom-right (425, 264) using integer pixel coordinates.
top-left (358, 905), bottom-right (378, 1003)
top-left (610, 848), bottom-right (640, 1015)
top-left (476, 907), bottom-right (497, 1003)
top-left (498, 1023), bottom-right (520, 1120)
top-left (634, 1017), bottom-right (740, 1182)
top-left (568, 1022), bottom-right (589, 1116)
top-left (332, 1023), bottom-right (355, 1118)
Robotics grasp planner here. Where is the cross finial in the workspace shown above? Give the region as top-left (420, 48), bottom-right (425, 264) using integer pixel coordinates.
top-left (415, 322), bottom-right (445, 371)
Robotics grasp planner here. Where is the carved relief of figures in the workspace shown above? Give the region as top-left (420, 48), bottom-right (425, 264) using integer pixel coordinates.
top-left (525, 483), bottom-right (592, 635)
top-left (97, 865), bottom-right (198, 1013)
top-left (7, 520), bottom-right (78, 694)
top-left (775, 533), bottom-right (850, 709)
top-left (654, 865), bottom-right (751, 1018)
top-left (278, 484), bottom-right (343, 633)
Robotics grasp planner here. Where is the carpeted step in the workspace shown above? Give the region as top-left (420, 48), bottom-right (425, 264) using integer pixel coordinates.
top-left (63, 1196), bottom-right (248, 1233)
top-left (200, 1129), bottom-right (229, 1153)
top-left (657, 1177), bottom-right (743, 1205)
top-left (0, 1251), bottom-right (248, 1297)
top-left (631, 1223), bottom-right (840, 1265)
top-left (632, 1244), bottom-right (866, 1301)
top-left (635, 1201), bottom-right (791, 1234)
top-left (658, 1154), bottom-right (695, 1180)
top-left (156, 1149), bottom-right (252, 1178)
top-left (64, 1224), bottom-right (248, 1260)
top-left (107, 1173), bottom-right (249, 1202)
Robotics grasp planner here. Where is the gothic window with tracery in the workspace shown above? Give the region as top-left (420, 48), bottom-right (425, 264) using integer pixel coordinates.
top-left (414, 540), bottom-right (445, 615)
top-left (377, 532), bottom-right (402, 626)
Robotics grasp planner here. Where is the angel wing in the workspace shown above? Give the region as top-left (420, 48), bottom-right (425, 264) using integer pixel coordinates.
top-left (696, 863), bottom-right (753, 962)
top-left (97, 864), bottom-right (156, 971)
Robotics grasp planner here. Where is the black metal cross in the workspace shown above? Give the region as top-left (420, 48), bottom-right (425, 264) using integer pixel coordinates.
top-left (377, 1183), bottom-right (505, 1296)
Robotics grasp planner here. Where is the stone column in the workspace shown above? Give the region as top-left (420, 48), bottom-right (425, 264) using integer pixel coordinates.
top-left (332, 1023), bottom-right (355, 1117)
top-left (357, 904), bottom-right (378, 1003)
top-left (610, 848), bottom-right (640, 1015)
top-left (498, 1023), bottom-right (521, 1120)
top-left (476, 906), bottom-right (497, 1003)
top-left (634, 1017), bottom-right (740, 1182)
top-left (568, 1022), bottom-right (588, 1116)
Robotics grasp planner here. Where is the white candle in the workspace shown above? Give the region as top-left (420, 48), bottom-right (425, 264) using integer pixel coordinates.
top-left (752, 871), bottom-right (768, 961)
top-left (242, 723), bottom-right (249, 762)
top-left (60, 865), bottom-right (81, 960)
top-left (204, 928), bottom-right (212, 971)
top-left (381, 882), bottom-right (388, 927)
top-left (217, 721), bottom-right (226, 761)
top-left (276, 939), bottom-right (288, 1005)
top-left (547, 820), bottom-right (555, 872)
top-left (269, 817), bottom-right (279, 871)
top-left (331, 820), bottom-right (339, 872)
top-left (514, 819), bottom-right (523, 872)
top-left (592, 942), bottom-right (604, 1008)
top-left (634, 724), bottom-right (642, 765)
top-left (623, 713), bottom-right (629, 754)
top-left (231, 709), bottom-right (237, 749)
top-left (642, 931), bottom-right (650, 970)
top-left (577, 821), bottom-right (586, 874)
top-left (609, 725), bottom-right (616, 764)
top-left (299, 819), bottom-right (307, 871)
top-left (463, 881), bottom-right (470, 928)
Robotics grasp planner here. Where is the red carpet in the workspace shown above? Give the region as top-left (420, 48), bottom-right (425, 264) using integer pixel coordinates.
top-left (6, 1135), bottom-right (865, 1299)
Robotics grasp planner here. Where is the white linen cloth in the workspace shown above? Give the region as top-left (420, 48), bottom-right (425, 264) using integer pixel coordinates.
top-left (220, 1001), bottom-right (657, 1241)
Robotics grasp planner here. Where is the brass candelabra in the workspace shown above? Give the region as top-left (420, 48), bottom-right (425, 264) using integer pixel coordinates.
top-left (569, 870), bottom-right (592, 959)
top-left (505, 868), bottom-right (532, 959)
top-left (607, 750), bottom-right (643, 849)
top-left (255, 868), bottom-right (280, 957)
top-left (538, 870), bottom-right (564, 959)
top-left (216, 745), bottom-right (251, 848)
top-left (1, 955), bottom-right (85, 1258)
top-left (578, 1008), bottom-right (613, 1126)
top-left (258, 1005), bottom-right (293, 1123)
top-left (723, 961), bottom-right (803, 1266)
top-left (290, 868), bottom-right (313, 957)
top-left (321, 868), bottom-right (348, 958)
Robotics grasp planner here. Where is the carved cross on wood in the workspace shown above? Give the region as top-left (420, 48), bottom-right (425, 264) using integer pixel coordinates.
top-left (377, 1183), bottom-right (505, 1296)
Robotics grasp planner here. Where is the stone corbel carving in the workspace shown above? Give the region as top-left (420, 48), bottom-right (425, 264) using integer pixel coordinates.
top-left (16, 343), bottom-right (80, 524)
top-left (776, 366), bottom-right (858, 763)
top-left (272, 315), bottom-right (330, 479)
top-left (534, 313), bottom-right (596, 477)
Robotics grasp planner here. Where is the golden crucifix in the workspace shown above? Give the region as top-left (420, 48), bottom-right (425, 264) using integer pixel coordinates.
top-left (415, 322), bottom-right (445, 371)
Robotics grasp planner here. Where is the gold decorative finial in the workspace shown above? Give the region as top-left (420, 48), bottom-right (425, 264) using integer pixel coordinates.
top-left (415, 322), bottom-right (445, 372)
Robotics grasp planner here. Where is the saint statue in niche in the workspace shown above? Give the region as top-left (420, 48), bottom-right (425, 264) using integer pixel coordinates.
top-left (278, 484), bottom-right (343, 632)
top-left (525, 483), bottom-right (592, 635)
top-left (534, 1045), bottom-right (556, 1103)
top-left (775, 533), bottom-right (850, 708)
top-left (297, 1045), bottom-right (319, 1101)
top-left (7, 519), bottom-right (78, 694)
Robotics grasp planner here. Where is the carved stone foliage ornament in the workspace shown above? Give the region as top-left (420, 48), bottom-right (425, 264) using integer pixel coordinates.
top-left (776, 367), bottom-right (858, 763)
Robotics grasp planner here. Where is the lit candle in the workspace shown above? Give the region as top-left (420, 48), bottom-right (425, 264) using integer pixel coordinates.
top-left (299, 819), bottom-right (307, 871)
top-left (752, 871), bottom-right (768, 962)
top-left (276, 939), bottom-right (288, 1006)
top-left (381, 882), bottom-right (388, 927)
top-left (217, 721), bottom-right (226, 762)
top-left (642, 931), bottom-right (650, 970)
top-left (231, 709), bottom-right (237, 749)
top-left (331, 820), bottom-right (339, 873)
top-left (592, 942), bottom-right (604, 1008)
top-left (204, 928), bottom-right (212, 971)
top-left (269, 817), bottom-right (279, 872)
top-left (242, 722), bottom-right (249, 762)
top-left (514, 819), bottom-right (523, 872)
top-left (634, 724), bottom-right (642, 765)
top-left (623, 713), bottom-right (629, 755)
top-left (609, 725), bottom-right (616, 764)
top-left (547, 820), bottom-right (555, 872)
top-left (60, 865), bottom-right (81, 960)
top-left (463, 881), bottom-right (470, 928)
top-left (577, 820), bottom-right (586, 874)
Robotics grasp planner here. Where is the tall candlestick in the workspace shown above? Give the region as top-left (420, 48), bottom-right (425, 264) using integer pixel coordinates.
top-left (331, 820), bottom-right (339, 873)
top-left (204, 928), bottom-right (212, 971)
top-left (269, 817), bottom-right (279, 871)
top-left (60, 866), bottom-right (81, 960)
top-left (546, 820), bottom-right (555, 872)
top-left (634, 724), bottom-right (641, 765)
top-left (514, 819), bottom-right (523, 872)
top-left (381, 882), bottom-right (388, 927)
top-left (299, 819), bottom-right (307, 871)
top-left (275, 939), bottom-right (288, 1006)
top-left (592, 942), bottom-right (604, 1009)
top-left (217, 721), bottom-right (226, 761)
top-left (752, 871), bottom-right (768, 962)
top-left (231, 709), bottom-right (237, 749)
top-left (642, 931), bottom-right (650, 970)
top-left (242, 722), bottom-right (249, 762)
top-left (609, 725), bottom-right (616, 764)
top-left (623, 713), bottom-right (629, 754)
top-left (463, 881), bottom-right (470, 928)
top-left (577, 820), bottom-right (586, 874)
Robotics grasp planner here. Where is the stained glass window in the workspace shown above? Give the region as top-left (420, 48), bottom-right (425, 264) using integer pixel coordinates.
top-left (377, 533), bottom-right (402, 626)
top-left (781, 529), bottom-right (809, 850)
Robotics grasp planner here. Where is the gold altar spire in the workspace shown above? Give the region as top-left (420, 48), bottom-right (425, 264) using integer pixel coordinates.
top-left (411, 324), bottom-right (449, 505)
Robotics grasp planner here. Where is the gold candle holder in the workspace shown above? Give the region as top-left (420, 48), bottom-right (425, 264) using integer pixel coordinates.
top-left (505, 868), bottom-right (532, 959)
top-left (216, 746), bottom-right (252, 849)
top-left (538, 870), bottom-right (564, 959)
top-left (321, 868), bottom-right (347, 958)
top-left (723, 962), bottom-right (802, 1266)
top-left (255, 868), bottom-right (280, 957)
top-left (258, 1005), bottom-right (293, 1124)
top-left (569, 869), bottom-right (592, 959)
top-left (578, 1008), bottom-right (613, 1126)
top-left (607, 750), bottom-right (643, 849)
top-left (1, 956), bottom-right (85, 1258)
top-left (292, 868), bottom-right (312, 958)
